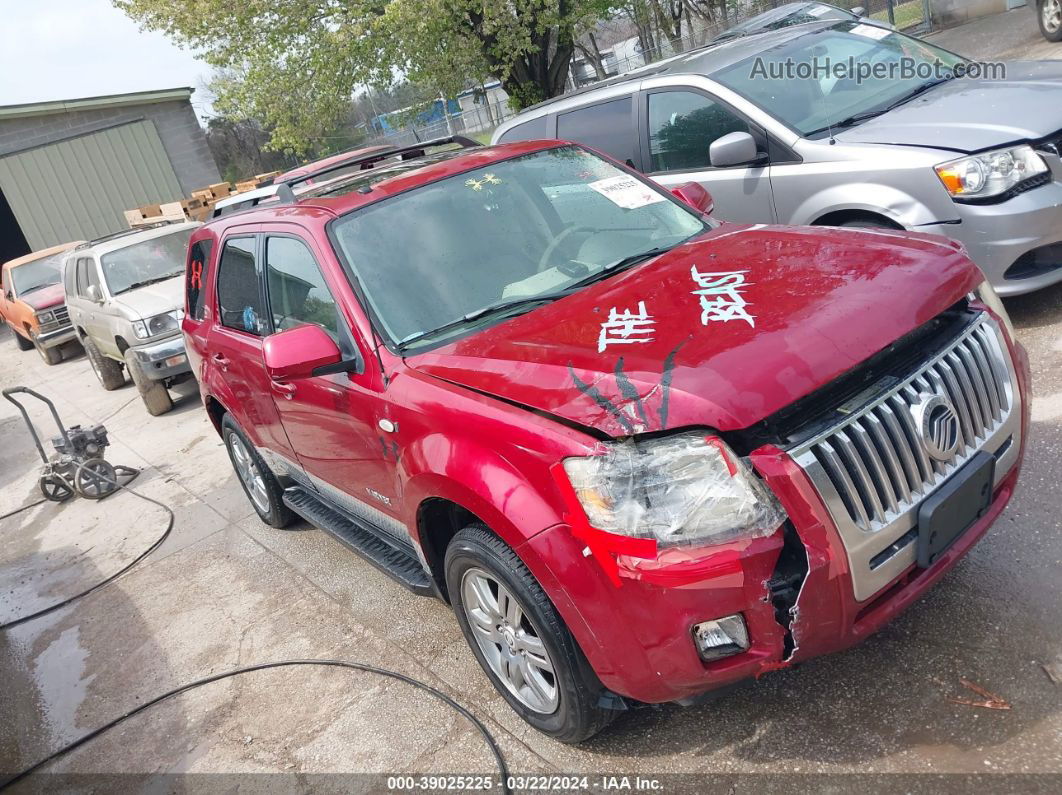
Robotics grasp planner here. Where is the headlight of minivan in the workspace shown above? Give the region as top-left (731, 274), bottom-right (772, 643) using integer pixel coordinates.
top-left (132, 310), bottom-right (180, 339)
top-left (561, 433), bottom-right (787, 547)
top-left (935, 145), bottom-right (1048, 201)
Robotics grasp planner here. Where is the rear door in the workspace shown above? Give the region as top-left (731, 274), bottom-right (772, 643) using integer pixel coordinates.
top-left (206, 229), bottom-right (298, 463)
top-left (640, 86), bottom-right (777, 223)
top-left (258, 225), bottom-right (408, 541)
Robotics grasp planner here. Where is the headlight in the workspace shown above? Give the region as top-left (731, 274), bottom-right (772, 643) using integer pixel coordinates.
top-left (974, 281), bottom-right (1015, 339)
top-left (132, 310), bottom-right (180, 339)
top-left (561, 433), bottom-right (787, 547)
top-left (935, 145), bottom-right (1048, 201)
top-left (35, 310), bottom-right (55, 325)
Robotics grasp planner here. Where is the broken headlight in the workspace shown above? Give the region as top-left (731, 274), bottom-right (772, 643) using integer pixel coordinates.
top-left (561, 433), bottom-right (787, 547)
top-left (974, 280), bottom-right (1015, 339)
top-left (132, 310), bottom-right (180, 339)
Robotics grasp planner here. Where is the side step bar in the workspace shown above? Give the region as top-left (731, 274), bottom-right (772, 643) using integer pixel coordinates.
top-left (282, 486), bottom-right (434, 596)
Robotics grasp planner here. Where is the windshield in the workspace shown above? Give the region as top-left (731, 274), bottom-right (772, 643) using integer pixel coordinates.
top-left (330, 145), bottom-right (709, 349)
top-left (714, 23), bottom-right (965, 137)
top-left (100, 228), bottom-right (193, 296)
top-left (9, 253), bottom-right (65, 297)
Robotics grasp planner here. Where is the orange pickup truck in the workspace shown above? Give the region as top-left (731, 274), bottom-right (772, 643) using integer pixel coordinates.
top-left (0, 242), bottom-right (82, 365)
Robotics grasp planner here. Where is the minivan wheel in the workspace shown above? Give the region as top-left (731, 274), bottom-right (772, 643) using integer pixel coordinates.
top-left (123, 349), bottom-right (172, 416)
top-left (221, 414), bottom-right (295, 529)
top-left (1041, 0), bottom-right (1062, 40)
top-left (446, 524), bottom-right (617, 742)
top-left (83, 337), bottom-right (125, 390)
top-left (34, 338), bottom-right (63, 365)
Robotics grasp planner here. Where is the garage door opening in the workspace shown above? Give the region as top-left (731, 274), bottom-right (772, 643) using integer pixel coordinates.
top-left (0, 186), bottom-right (29, 264)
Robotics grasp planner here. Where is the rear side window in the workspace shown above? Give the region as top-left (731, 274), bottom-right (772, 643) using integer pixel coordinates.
top-left (216, 237), bottom-right (265, 336)
top-left (556, 98), bottom-right (635, 165)
top-left (496, 115), bottom-right (549, 144)
top-left (265, 237), bottom-right (340, 339)
top-left (186, 239), bottom-right (214, 320)
top-left (647, 91), bottom-right (750, 172)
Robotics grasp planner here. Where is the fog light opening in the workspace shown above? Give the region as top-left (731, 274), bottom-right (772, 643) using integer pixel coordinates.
top-left (693, 614), bottom-right (749, 662)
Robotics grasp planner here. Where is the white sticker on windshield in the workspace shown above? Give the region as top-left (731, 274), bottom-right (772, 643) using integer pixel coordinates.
top-left (850, 23), bottom-right (891, 40)
top-left (588, 175), bottom-right (666, 210)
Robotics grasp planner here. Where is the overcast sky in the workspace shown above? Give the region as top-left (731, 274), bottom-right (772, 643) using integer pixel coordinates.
top-left (0, 0), bottom-right (213, 115)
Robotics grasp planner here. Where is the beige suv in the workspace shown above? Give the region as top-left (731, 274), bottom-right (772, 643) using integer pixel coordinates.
top-left (63, 222), bottom-right (198, 415)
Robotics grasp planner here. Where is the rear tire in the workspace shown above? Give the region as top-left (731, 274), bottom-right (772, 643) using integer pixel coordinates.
top-left (84, 337), bottom-right (125, 390)
top-left (221, 414), bottom-right (295, 529)
top-left (124, 349), bottom-right (172, 416)
top-left (445, 524), bottom-right (617, 743)
top-left (34, 338), bottom-right (63, 365)
top-left (13, 331), bottom-right (33, 351)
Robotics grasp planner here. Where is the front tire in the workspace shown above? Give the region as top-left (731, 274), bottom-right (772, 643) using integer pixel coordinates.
top-left (221, 414), bottom-right (294, 529)
top-left (446, 524), bottom-right (617, 743)
top-left (13, 331), bottom-right (33, 351)
top-left (34, 338), bottom-right (63, 365)
top-left (123, 349), bottom-right (172, 416)
top-left (1040, 0), bottom-right (1062, 41)
top-left (84, 337), bottom-right (125, 390)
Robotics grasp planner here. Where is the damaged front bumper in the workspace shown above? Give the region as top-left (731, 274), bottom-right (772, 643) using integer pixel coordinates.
top-left (526, 331), bottom-right (1030, 706)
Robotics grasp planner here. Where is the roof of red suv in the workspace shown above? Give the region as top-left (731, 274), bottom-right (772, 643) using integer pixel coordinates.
top-left (202, 140), bottom-right (567, 231)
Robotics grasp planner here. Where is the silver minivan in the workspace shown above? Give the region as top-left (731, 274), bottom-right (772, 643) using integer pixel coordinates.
top-left (492, 20), bottom-right (1062, 296)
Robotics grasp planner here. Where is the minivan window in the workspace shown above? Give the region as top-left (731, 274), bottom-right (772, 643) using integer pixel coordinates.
top-left (265, 237), bottom-right (340, 339)
top-left (556, 98), bottom-right (635, 165)
top-left (100, 228), bottom-right (194, 296)
top-left (648, 92), bottom-right (751, 172)
top-left (331, 145), bottom-right (707, 349)
top-left (496, 115), bottom-right (549, 144)
top-left (216, 237), bottom-right (265, 336)
top-left (713, 23), bottom-right (964, 137)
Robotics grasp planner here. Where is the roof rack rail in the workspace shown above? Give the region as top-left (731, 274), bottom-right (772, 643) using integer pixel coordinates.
top-left (279, 135), bottom-right (481, 187)
top-left (77, 221), bottom-right (178, 249)
top-left (211, 183), bottom-right (297, 219)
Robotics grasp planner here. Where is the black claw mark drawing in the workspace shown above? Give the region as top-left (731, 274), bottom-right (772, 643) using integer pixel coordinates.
top-left (657, 336), bottom-right (689, 430)
top-left (613, 356), bottom-right (650, 429)
top-left (569, 364), bottom-right (635, 433)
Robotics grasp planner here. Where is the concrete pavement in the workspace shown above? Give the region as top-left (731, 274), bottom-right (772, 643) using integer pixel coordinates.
top-left (2, 278), bottom-right (1062, 790)
top-left (926, 6), bottom-right (1062, 60)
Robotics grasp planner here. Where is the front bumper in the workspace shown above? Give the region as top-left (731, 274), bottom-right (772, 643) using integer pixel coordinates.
top-left (528, 328), bottom-right (1031, 705)
top-left (130, 334), bottom-right (191, 381)
top-left (34, 324), bottom-right (77, 348)
top-left (919, 174), bottom-right (1062, 297)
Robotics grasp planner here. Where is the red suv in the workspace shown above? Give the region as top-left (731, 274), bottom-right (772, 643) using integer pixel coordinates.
top-left (183, 139), bottom-right (1029, 742)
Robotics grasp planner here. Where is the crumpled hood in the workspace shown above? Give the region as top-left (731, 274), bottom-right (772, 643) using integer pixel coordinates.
top-left (407, 224), bottom-right (981, 438)
top-left (112, 275), bottom-right (184, 319)
top-left (20, 283), bottom-right (65, 311)
top-left (835, 61), bottom-right (1062, 152)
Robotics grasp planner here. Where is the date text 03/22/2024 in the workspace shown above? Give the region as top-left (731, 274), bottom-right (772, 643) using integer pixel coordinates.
top-left (386, 775), bottom-right (664, 791)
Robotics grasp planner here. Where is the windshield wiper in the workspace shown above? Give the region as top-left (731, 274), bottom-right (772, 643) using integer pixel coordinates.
top-left (562, 244), bottom-right (678, 292)
top-left (18, 283), bottom-right (59, 295)
top-left (118, 273), bottom-right (182, 294)
top-left (806, 76), bottom-right (953, 137)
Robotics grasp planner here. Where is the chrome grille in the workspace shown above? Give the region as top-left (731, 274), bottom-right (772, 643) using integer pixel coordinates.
top-left (790, 313), bottom-right (1021, 602)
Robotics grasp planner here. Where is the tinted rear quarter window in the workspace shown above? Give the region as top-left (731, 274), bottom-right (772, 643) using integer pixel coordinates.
top-left (186, 239), bottom-right (214, 320)
top-left (556, 98), bottom-right (635, 165)
top-left (496, 115), bottom-right (549, 144)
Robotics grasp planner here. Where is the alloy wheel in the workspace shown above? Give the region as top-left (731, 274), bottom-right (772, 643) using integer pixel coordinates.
top-left (228, 433), bottom-right (270, 514)
top-left (460, 567), bottom-right (559, 714)
top-left (1047, 0), bottom-right (1062, 33)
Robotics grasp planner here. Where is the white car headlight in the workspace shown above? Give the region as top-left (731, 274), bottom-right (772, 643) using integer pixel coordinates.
top-left (974, 280), bottom-right (1015, 339)
top-left (935, 145), bottom-right (1048, 201)
top-left (561, 433), bottom-right (787, 547)
top-left (132, 310), bottom-right (180, 340)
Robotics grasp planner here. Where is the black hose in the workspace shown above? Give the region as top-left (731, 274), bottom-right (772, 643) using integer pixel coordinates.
top-left (0, 498), bottom-right (47, 523)
top-left (0, 659), bottom-right (511, 792)
top-left (0, 462), bottom-right (511, 792)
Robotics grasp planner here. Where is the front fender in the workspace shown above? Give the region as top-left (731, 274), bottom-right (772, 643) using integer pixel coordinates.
top-left (793, 182), bottom-right (944, 228)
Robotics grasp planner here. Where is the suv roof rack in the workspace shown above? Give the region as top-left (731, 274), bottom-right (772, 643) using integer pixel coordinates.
top-left (278, 135), bottom-right (481, 188)
top-left (211, 183), bottom-right (297, 218)
top-left (76, 221), bottom-right (178, 249)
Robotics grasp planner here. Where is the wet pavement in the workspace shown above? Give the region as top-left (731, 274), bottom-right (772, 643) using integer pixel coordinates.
top-left (1, 276), bottom-right (1061, 790)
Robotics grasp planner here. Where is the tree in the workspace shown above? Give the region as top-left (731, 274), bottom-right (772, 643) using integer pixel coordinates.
top-left (115, 0), bottom-right (613, 153)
